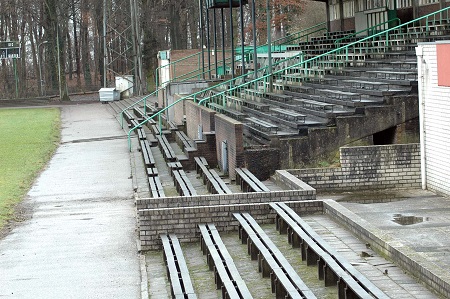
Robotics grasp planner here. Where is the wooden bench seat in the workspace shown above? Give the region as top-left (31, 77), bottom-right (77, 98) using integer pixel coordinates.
top-left (233, 213), bottom-right (316, 299)
top-left (271, 108), bottom-right (306, 123)
top-left (156, 134), bottom-right (177, 162)
top-left (176, 131), bottom-right (196, 150)
top-left (342, 79), bottom-right (391, 91)
top-left (122, 110), bottom-right (135, 124)
top-left (208, 102), bottom-right (224, 113)
top-left (133, 106), bottom-right (147, 120)
top-left (199, 224), bottom-right (252, 299)
top-left (246, 117), bottom-right (278, 133)
top-left (366, 70), bottom-right (418, 81)
top-left (167, 161), bottom-right (183, 177)
top-left (265, 92), bottom-right (293, 103)
top-left (223, 107), bottom-right (247, 121)
top-left (139, 139), bottom-right (155, 167)
top-left (195, 156), bottom-right (232, 195)
top-left (209, 102), bottom-right (247, 121)
top-left (160, 234), bottom-right (197, 299)
top-left (270, 202), bottom-right (389, 299)
top-left (235, 168), bottom-right (270, 192)
top-left (244, 100), bottom-right (270, 112)
top-left (299, 99), bottom-right (334, 111)
top-left (146, 167), bottom-right (158, 177)
top-left (316, 89), bottom-right (361, 102)
top-left (173, 169), bottom-right (197, 197)
top-left (194, 157), bottom-right (209, 174)
top-left (243, 88), bottom-right (265, 101)
top-left (149, 176), bottom-right (165, 198)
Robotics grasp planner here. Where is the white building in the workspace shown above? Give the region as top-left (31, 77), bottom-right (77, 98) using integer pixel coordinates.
top-left (416, 41), bottom-right (450, 196)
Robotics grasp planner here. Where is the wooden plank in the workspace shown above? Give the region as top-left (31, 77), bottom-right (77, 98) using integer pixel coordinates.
top-left (241, 168), bottom-right (270, 192)
top-left (198, 224), bottom-right (243, 299)
top-left (246, 117), bottom-right (278, 133)
top-left (232, 213), bottom-right (315, 298)
top-left (210, 169), bottom-right (233, 194)
top-left (235, 168), bottom-right (262, 192)
top-left (271, 203), bottom-right (385, 299)
top-left (199, 224), bottom-right (252, 299)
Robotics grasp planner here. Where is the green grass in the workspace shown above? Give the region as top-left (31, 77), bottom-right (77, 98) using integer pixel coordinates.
top-left (0, 108), bottom-right (60, 229)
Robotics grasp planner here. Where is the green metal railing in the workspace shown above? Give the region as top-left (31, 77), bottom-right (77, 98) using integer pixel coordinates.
top-left (334, 17), bottom-right (401, 47)
top-left (126, 6), bottom-right (450, 149)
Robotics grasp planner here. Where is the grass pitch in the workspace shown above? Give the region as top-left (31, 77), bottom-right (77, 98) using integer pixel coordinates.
top-left (0, 108), bottom-right (60, 230)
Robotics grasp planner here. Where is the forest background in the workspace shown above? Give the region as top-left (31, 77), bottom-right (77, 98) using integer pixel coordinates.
top-left (0, 0), bottom-right (324, 100)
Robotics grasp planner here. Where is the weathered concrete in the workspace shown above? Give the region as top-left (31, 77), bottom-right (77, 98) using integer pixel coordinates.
top-left (0, 103), bottom-right (140, 298)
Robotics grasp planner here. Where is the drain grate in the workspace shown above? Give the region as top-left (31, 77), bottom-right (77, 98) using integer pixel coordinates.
top-left (392, 213), bottom-right (426, 225)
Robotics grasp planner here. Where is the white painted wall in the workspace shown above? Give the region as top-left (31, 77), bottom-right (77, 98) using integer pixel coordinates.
top-left (416, 42), bottom-right (450, 196)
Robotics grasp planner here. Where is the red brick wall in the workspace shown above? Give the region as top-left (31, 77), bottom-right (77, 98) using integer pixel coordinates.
top-left (215, 114), bottom-right (244, 180)
top-left (185, 101), bottom-right (216, 140)
top-left (173, 94), bottom-right (187, 125)
top-left (170, 49), bottom-right (233, 80)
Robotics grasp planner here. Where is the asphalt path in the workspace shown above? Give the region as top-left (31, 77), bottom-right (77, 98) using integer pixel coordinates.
top-left (0, 103), bottom-right (140, 298)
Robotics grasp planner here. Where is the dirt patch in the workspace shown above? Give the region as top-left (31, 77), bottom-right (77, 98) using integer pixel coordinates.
top-left (0, 197), bottom-right (33, 241)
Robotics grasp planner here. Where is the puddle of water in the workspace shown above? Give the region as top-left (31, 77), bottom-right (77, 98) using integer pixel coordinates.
top-left (392, 214), bottom-right (426, 225)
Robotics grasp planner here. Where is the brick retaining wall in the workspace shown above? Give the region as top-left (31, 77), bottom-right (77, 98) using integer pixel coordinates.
top-left (288, 144), bottom-right (421, 191)
top-left (138, 199), bottom-right (322, 251)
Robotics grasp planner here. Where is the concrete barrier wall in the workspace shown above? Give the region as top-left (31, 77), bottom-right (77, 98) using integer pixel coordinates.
top-left (288, 144), bottom-right (421, 191)
top-left (323, 200), bottom-right (450, 298)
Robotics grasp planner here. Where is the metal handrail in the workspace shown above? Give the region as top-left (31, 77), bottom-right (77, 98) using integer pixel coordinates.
top-left (127, 6), bottom-right (450, 150)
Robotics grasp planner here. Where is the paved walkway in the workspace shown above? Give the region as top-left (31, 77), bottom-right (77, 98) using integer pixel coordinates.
top-left (0, 103), bottom-right (140, 298)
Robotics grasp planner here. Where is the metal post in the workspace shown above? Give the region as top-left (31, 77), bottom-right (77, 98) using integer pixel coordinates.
top-left (206, 8), bottom-right (211, 79)
top-left (239, 0), bottom-right (245, 77)
top-left (252, 0), bottom-right (258, 83)
top-left (103, 0), bottom-right (107, 87)
top-left (229, 0), bottom-right (235, 81)
top-left (130, 0), bottom-right (138, 96)
top-left (221, 8), bottom-right (226, 77)
top-left (13, 58), bottom-right (18, 98)
top-left (199, 0), bottom-right (206, 79)
top-left (213, 10), bottom-right (218, 78)
top-left (267, 0), bottom-right (273, 92)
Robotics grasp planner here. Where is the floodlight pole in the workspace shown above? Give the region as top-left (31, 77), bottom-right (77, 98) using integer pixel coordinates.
top-left (267, 0), bottom-right (273, 92)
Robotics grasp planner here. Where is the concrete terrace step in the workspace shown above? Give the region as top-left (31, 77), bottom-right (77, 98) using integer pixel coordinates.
top-left (303, 79), bottom-right (413, 97)
top-left (362, 59), bottom-right (417, 69)
top-left (242, 106), bottom-right (322, 132)
top-left (328, 70), bottom-right (418, 86)
top-left (285, 88), bottom-right (381, 108)
top-left (257, 96), bottom-right (330, 127)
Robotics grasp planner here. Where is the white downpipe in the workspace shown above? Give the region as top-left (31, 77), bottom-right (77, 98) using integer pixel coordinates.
top-left (221, 140), bottom-right (228, 174)
top-left (416, 45), bottom-right (427, 190)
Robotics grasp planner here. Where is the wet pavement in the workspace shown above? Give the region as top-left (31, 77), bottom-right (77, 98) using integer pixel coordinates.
top-left (0, 103), bottom-right (140, 298)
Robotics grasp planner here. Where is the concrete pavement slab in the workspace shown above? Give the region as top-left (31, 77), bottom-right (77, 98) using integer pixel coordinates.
top-left (0, 103), bottom-right (140, 298)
